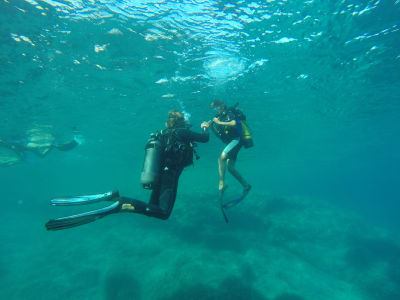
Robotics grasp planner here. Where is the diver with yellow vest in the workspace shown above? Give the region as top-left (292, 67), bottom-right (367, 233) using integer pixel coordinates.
top-left (209, 100), bottom-right (252, 221)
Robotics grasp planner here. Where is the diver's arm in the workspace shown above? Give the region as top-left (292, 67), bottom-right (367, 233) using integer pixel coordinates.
top-left (212, 117), bottom-right (236, 127)
top-left (180, 127), bottom-right (209, 143)
top-left (207, 120), bottom-right (219, 135)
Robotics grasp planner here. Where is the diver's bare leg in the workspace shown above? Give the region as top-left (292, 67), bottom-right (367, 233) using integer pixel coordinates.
top-left (227, 159), bottom-right (250, 189)
top-left (120, 168), bottom-right (181, 220)
top-left (218, 152), bottom-right (228, 190)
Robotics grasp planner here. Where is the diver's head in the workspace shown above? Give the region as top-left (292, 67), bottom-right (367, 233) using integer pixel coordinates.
top-left (166, 110), bottom-right (187, 128)
top-left (210, 100), bottom-right (227, 114)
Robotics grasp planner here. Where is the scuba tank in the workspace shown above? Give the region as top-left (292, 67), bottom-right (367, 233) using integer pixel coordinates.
top-left (240, 120), bottom-right (253, 148)
top-left (140, 134), bottom-right (162, 189)
top-left (231, 103), bottom-right (253, 149)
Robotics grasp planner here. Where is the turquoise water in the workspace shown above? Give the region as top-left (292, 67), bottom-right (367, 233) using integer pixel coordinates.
top-left (1, 0), bottom-right (400, 299)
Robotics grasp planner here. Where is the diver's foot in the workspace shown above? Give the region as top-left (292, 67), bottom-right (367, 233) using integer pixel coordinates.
top-left (109, 190), bottom-right (120, 200)
top-left (222, 198), bottom-right (240, 209)
top-left (121, 203), bottom-right (135, 211)
top-left (222, 185), bottom-right (251, 210)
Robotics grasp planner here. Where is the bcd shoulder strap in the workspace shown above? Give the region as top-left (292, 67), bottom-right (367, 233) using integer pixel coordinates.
top-left (229, 107), bottom-right (246, 121)
top-left (160, 128), bottom-right (194, 168)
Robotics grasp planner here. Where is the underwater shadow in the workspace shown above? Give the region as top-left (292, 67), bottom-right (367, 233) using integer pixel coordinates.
top-left (364, 281), bottom-right (400, 300)
top-left (169, 194), bottom-right (272, 253)
top-left (262, 197), bottom-right (304, 216)
top-left (73, 268), bottom-right (101, 289)
top-left (345, 236), bottom-right (400, 271)
top-left (346, 236), bottom-right (400, 300)
top-left (129, 192), bottom-right (272, 254)
top-left (274, 293), bottom-right (305, 300)
top-left (160, 276), bottom-right (268, 300)
top-left (219, 276), bottom-right (269, 300)
top-left (176, 225), bottom-right (247, 254)
top-left (222, 211), bottom-right (273, 234)
top-left (104, 271), bottom-right (141, 300)
top-left (172, 213), bottom-right (272, 254)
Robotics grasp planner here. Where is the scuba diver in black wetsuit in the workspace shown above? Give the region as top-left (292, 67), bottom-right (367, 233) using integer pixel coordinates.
top-left (209, 100), bottom-right (252, 214)
top-left (45, 110), bottom-right (210, 230)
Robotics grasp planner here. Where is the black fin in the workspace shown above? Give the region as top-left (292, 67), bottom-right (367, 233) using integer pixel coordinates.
top-left (46, 201), bottom-right (120, 231)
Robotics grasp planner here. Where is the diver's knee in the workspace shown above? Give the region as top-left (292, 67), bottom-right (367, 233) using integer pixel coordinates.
top-left (220, 152), bottom-right (227, 160)
top-left (227, 160), bottom-right (235, 172)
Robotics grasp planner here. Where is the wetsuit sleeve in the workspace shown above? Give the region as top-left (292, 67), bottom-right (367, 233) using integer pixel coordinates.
top-left (210, 122), bottom-right (218, 135)
top-left (179, 128), bottom-right (209, 143)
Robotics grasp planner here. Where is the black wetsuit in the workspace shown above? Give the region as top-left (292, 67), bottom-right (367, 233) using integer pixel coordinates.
top-left (120, 126), bottom-right (209, 219)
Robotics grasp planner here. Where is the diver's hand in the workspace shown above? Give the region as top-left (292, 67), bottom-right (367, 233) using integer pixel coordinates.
top-left (201, 121), bottom-right (210, 129)
top-left (212, 117), bottom-right (221, 125)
